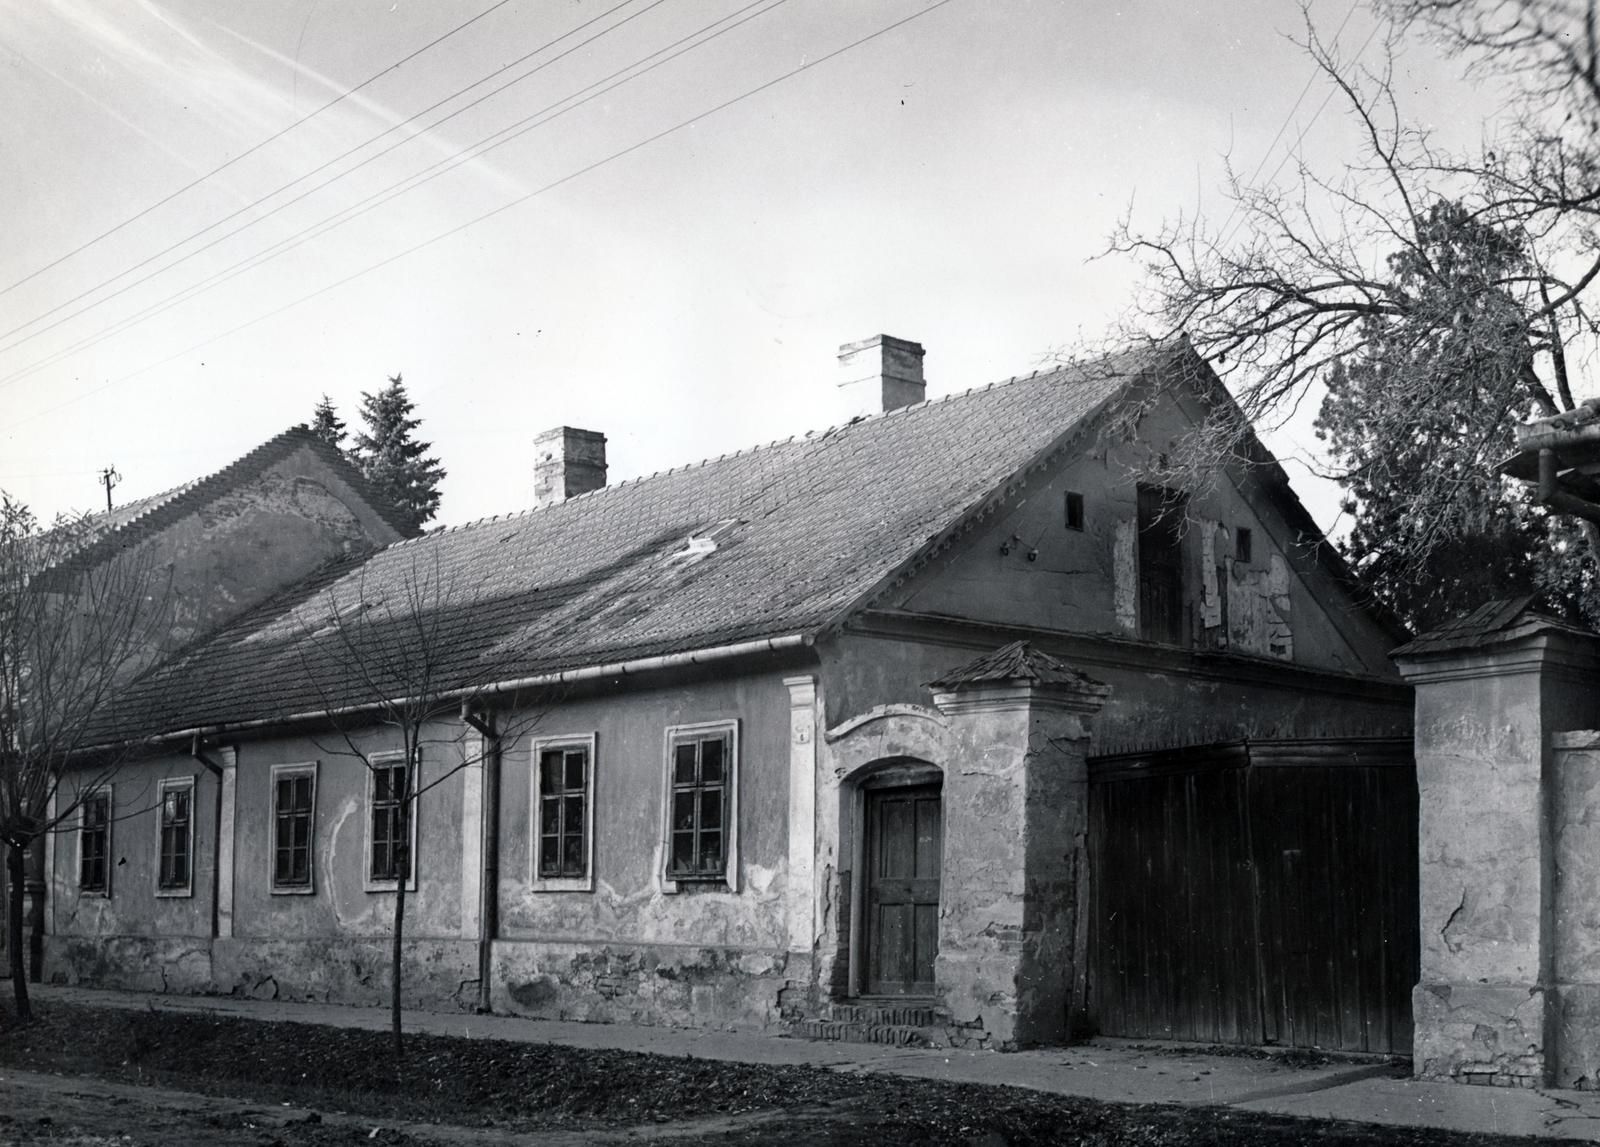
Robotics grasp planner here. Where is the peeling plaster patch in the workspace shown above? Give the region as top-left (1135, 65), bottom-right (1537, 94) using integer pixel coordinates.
top-left (1200, 520), bottom-right (1222, 629)
top-left (327, 797), bottom-right (374, 929)
top-left (1226, 556), bottom-right (1293, 659)
top-left (1112, 519), bottom-right (1137, 633)
top-left (746, 863), bottom-right (778, 895)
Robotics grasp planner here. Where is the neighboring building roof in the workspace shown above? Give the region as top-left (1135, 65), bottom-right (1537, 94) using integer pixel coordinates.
top-left (112, 340), bottom-right (1390, 739)
top-left (1390, 596), bottom-right (1594, 659)
top-left (55, 426), bottom-right (417, 575)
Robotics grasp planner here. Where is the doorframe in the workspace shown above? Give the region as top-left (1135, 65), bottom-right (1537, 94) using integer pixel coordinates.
top-left (847, 760), bottom-right (943, 999)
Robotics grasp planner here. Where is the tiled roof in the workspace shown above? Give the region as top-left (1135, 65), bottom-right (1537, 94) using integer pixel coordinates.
top-left (1390, 596), bottom-right (1595, 658)
top-left (927, 640), bottom-right (1108, 691)
top-left (117, 344), bottom-right (1181, 737)
top-left (55, 426), bottom-right (416, 576)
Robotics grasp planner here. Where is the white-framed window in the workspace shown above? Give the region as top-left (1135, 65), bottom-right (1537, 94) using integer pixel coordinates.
top-left (661, 721), bottom-right (739, 893)
top-left (270, 762), bottom-right (318, 894)
top-left (531, 734), bottom-right (596, 892)
top-left (79, 786), bottom-right (112, 897)
top-left (365, 752), bottom-right (417, 893)
top-left (155, 776), bottom-right (196, 897)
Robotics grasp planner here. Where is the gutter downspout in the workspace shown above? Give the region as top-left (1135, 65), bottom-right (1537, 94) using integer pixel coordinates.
top-left (190, 735), bottom-right (225, 942)
top-left (1539, 448), bottom-right (1600, 525)
top-left (461, 703), bottom-right (499, 1014)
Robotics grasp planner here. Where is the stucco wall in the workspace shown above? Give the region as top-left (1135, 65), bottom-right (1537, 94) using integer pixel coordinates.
top-left (818, 630), bottom-right (1410, 754)
top-left (47, 754), bottom-right (217, 943)
top-left (105, 443), bottom-right (403, 663)
top-left (1400, 629), bottom-right (1600, 1087)
top-left (892, 389), bottom-right (1398, 682)
top-left (45, 724), bottom-right (479, 1007)
top-left (1553, 731), bottom-right (1600, 1089)
top-left (492, 669), bottom-right (801, 1028)
top-left (44, 664), bottom-right (813, 1028)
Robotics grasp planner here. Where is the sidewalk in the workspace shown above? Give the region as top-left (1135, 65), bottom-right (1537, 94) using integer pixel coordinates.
top-left (28, 984), bottom-right (1600, 1141)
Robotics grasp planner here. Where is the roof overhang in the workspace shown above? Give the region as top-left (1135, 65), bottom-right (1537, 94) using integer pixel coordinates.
top-left (1499, 401), bottom-right (1600, 525)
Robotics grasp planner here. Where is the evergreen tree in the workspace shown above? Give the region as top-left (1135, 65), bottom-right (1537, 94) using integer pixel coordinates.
top-left (310, 394), bottom-right (347, 450)
top-left (352, 375), bottom-right (445, 532)
top-left (1311, 202), bottom-right (1597, 631)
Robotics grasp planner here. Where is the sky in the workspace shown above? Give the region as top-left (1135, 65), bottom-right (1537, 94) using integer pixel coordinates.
top-left (0, 0), bottom-right (1508, 532)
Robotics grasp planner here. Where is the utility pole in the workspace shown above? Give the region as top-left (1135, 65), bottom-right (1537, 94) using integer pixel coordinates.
top-left (98, 465), bottom-right (120, 513)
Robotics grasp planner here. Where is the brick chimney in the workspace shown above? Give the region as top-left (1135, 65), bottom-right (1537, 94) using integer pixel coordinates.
top-left (534, 427), bottom-right (607, 508)
top-left (837, 335), bottom-right (925, 420)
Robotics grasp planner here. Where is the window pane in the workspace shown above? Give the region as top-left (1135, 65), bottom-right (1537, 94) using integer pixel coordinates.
top-left (540, 835), bottom-right (559, 874)
top-left (672, 831), bottom-right (695, 873)
top-left (699, 832), bottom-right (722, 873)
top-left (564, 794), bottom-right (583, 835)
top-left (701, 739), bottom-right (724, 783)
top-left (699, 788), bottom-right (721, 830)
top-left (565, 751), bottom-right (586, 791)
top-left (564, 831), bottom-right (583, 874)
top-left (673, 791), bottom-right (695, 831)
top-left (540, 751), bottom-right (563, 794)
top-left (540, 797), bottom-right (560, 837)
top-left (174, 790), bottom-right (189, 822)
top-left (673, 743), bottom-right (697, 784)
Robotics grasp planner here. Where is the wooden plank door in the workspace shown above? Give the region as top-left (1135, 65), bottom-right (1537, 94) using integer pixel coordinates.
top-left (863, 784), bottom-right (942, 996)
top-left (1088, 755), bottom-right (1418, 1053)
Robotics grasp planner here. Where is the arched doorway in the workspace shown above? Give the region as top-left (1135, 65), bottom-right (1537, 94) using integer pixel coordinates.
top-left (859, 776), bottom-right (942, 996)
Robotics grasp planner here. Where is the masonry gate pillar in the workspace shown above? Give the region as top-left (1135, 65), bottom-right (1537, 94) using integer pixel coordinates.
top-left (929, 642), bottom-right (1109, 1049)
top-left (1394, 601), bottom-right (1600, 1087)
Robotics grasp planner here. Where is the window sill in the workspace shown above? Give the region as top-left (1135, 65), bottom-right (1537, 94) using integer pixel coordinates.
top-left (365, 879), bottom-right (418, 894)
top-left (77, 889), bottom-right (110, 899)
top-left (532, 875), bottom-right (593, 893)
top-left (155, 887), bottom-right (193, 899)
top-left (270, 885), bottom-right (316, 896)
top-left (661, 875), bottom-right (731, 895)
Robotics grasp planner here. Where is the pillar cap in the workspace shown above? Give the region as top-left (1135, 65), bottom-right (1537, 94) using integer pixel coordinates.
top-left (926, 640), bottom-right (1109, 696)
top-left (1392, 597), bottom-right (1598, 662)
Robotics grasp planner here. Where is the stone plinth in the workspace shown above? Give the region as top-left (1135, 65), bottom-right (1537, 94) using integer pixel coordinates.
top-left (1395, 601), bottom-right (1600, 1087)
top-left (929, 642), bottom-right (1109, 1048)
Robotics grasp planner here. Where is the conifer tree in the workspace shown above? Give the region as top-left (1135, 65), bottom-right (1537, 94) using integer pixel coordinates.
top-left (310, 394), bottom-right (347, 451)
top-left (352, 375), bottom-right (445, 531)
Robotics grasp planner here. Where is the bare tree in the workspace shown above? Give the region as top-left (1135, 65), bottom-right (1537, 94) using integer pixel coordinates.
top-left (0, 494), bottom-right (169, 1026)
top-left (1105, 2), bottom-right (1600, 628)
top-left (295, 550), bottom-right (547, 1061)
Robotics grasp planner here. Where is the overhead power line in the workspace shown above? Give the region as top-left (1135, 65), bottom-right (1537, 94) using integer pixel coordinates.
top-left (1, 0), bottom-right (960, 433)
top-left (0, 0), bottom-right (522, 301)
top-left (0, 0), bottom-right (790, 391)
top-left (0, 0), bottom-right (662, 354)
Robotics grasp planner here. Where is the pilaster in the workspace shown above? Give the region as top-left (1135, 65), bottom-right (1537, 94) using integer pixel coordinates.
top-left (216, 748), bottom-right (237, 939)
top-left (785, 676), bottom-right (818, 967)
top-left (928, 642), bottom-right (1109, 1048)
top-left (1396, 605), bottom-right (1600, 1086)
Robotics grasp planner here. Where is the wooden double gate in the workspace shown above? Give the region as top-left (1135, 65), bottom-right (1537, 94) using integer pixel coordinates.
top-left (1087, 739), bottom-right (1418, 1053)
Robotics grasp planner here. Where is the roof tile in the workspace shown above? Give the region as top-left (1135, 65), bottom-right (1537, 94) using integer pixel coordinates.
top-left (117, 343), bottom-right (1178, 735)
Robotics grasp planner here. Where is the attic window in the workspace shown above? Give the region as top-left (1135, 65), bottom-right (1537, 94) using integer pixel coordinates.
top-left (1236, 528), bottom-right (1253, 564)
top-left (1065, 491), bottom-right (1084, 531)
top-left (668, 519), bottom-right (742, 564)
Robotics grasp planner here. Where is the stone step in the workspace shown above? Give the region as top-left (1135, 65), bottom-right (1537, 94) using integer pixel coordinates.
top-left (824, 1002), bottom-right (942, 1028)
top-left (797, 1017), bottom-right (941, 1048)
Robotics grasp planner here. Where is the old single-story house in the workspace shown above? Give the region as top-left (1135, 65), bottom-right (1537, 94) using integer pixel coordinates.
top-left (41, 336), bottom-right (1417, 1051)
